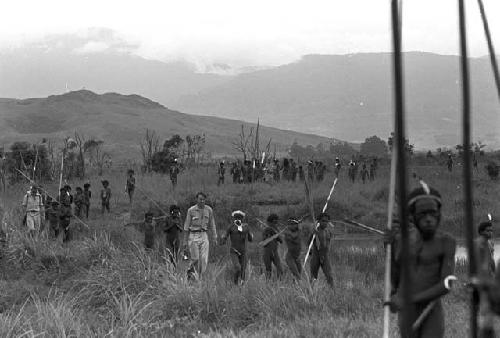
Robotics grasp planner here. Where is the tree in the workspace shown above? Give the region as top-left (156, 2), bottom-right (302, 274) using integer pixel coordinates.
top-left (388, 132), bottom-right (414, 155)
top-left (84, 139), bottom-right (110, 176)
top-left (184, 134), bottom-right (206, 165)
top-left (232, 124), bottom-right (253, 161)
top-left (74, 132), bottom-right (86, 178)
top-left (139, 129), bottom-right (160, 173)
top-left (360, 136), bottom-right (388, 157)
top-left (151, 135), bottom-right (184, 173)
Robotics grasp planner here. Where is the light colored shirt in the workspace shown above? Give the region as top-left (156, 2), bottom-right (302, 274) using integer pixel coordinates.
top-left (184, 204), bottom-right (217, 237)
top-left (22, 193), bottom-right (44, 212)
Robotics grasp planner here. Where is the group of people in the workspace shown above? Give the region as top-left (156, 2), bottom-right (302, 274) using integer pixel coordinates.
top-left (21, 179), bottom-right (114, 242)
top-left (345, 157), bottom-right (378, 183)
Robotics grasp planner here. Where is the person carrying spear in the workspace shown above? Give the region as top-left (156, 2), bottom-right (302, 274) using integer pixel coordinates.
top-left (308, 212), bottom-right (334, 287)
top-left (385, 184), bottom-right (456, 338)
top-left (261, 213), bottom-right (283, 279)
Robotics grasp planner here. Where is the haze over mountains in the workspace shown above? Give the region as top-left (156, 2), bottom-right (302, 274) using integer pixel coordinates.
top-left (1, 33), bottom-right (499, 149)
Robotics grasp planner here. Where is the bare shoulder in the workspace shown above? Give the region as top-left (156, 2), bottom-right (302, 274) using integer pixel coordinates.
top-left (437, 231), bottom-right (457, 249)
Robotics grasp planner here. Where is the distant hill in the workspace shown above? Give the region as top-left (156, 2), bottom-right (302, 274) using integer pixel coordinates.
top-left (0, 90), bottom-right (336, 159)
top-left (174, 53), bottom-right (500, 149)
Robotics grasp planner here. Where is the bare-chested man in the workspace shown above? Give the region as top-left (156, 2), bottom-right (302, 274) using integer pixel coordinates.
top-left (386, 185), bottom-right (456, 338)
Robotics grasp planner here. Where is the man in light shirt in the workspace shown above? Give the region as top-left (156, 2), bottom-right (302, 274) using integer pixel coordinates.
top-left (22, 185), bottom-right (44, 236)
top-left (183, 192), bottom-right (218, 279)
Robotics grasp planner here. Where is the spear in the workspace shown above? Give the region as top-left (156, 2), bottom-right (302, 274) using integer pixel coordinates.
top-left (302, 177), bottom-right (338, 270)
top-left (383, 148), bottom-right (397, 338)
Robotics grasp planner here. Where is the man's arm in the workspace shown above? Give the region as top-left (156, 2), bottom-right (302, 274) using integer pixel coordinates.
top-left (412, 236), bottom-right (456, 304)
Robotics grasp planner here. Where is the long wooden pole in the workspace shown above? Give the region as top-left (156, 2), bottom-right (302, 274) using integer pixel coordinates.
top-left (382, 148), bottom-right (397, 338)
top-left (458, 1), bottom-right (479, 337)
top-left (476, 0), bottom-right (500, 103)
top-left (391, 0), bottom-right (413, 336)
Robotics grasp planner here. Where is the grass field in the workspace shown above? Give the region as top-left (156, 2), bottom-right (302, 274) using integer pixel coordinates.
top-left (0, 159), bottom-right (499, 337)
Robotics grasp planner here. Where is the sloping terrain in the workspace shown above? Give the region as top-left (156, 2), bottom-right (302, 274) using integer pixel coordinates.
top-left (0, 90), bottom-right (335, 159)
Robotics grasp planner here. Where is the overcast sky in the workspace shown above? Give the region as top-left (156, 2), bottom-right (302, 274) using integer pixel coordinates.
top-left (1, 0), bottom-right (499, 68)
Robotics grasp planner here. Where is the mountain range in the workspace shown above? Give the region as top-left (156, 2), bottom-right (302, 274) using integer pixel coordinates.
top-left (0, 90), bottom-right (333, 159)
top-left (1, 33), bottom-right (499, 149)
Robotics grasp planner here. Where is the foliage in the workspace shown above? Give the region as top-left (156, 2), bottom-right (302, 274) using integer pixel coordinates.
top-left (359, 136), bottom-right (388, 157)
top-left (387, 132), bottom-right (414, 155)
top-left (485, 161), bottom-right (499, 180)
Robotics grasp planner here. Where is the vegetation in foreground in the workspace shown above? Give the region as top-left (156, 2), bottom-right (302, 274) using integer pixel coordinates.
top-left (1, 162), bottom-right (500, 337)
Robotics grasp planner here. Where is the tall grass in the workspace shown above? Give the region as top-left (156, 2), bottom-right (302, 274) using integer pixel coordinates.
top-left (0, 161), bottom-right (498, 336)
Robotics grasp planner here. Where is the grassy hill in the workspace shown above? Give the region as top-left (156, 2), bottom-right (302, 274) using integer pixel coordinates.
top-left (0, 90), bottom-right (336, 159)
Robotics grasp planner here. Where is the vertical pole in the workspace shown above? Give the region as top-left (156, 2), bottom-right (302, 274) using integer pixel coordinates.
top-left (458, 1), bottom-right (478, 337)
top-left (391, 0), bottom-right (413, 337)
top-left (58, 148), bottom-right (65, 200)
top-left (383, 149), bottom-right (397, 338)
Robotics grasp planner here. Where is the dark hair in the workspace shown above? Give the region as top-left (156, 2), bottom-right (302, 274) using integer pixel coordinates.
top-left (145, 212), bottom-right (153, 218)
top-left (196, 192), bottom-right (207, 199)
top-left (127, 169), bottom-right (135, 175)
top-left (170, 204), bottom-right (180, 213)
top-left (478, 221), bottom-right (493, 234)
top-left (76, 187), bottom-right (83, 192)
top-left (267, 213), bottom-right (279, 223)
top-left (407, 186), bottom-right (442, 214)
top-left (84, 183), bottom-right (91, 189)
top-left (317, 212), bottom-right (330, 221)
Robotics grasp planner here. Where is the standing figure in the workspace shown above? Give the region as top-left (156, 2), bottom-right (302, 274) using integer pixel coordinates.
top-left (83, 183), bottom-right (91, 219)
top-left (220, 210), bottom-right (253, 284)
top-left (22, 185), bottom-right (44, 236)
top-left (183, 192), bottom-right (218, 279)
top-left (231, 162), bottom-right (241, 183)
top-left (284, 218), bottom-right (302, 280)
top-left (361, 163), bottom-right (369, 183)
top-left (334, 157), bottom-right (341, 177)
top-left (262, 213), bottom-right (283, 279)
top-left (46, 201), bottom-right (60, 239)
top-left (475, 221), bottom-right (495, 278)
top-left (298, 165), bottom-right (305, 181)
top-left (369, 161), bottom-right (376, 181)
top-left (348, 160), bottom-right (356, 183)
top-left (164, 205), bottom-right (183, 265)
top-left (126, 169), bottom-right (136, 204)
top-left (309, 212), bottom-right (334, 286)
top-left (386, 185), bottom-right (456, 338)
top-left (291, 159), bottom-right (298, 182)
top-left (169, 159), bottom-right (180, 188)
top-left (143, 212), bottom-right (156, 250)
top-left (73, 187), bottom-right (84, 218)
top-left (59, 201), bottom-right (72, 243)
top-left (217, 161), bottom-right (225, 186)
top-left (446, 153), bottom-right (453, 172)
top-left (100, 180), bottom-right (111, 215)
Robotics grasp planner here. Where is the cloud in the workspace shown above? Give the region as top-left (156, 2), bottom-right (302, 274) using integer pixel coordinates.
top-left (73, 41), bottom-right (110, 54)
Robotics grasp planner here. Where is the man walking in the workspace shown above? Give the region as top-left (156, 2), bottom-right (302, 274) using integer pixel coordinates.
top-left (183, 192), bottom-right (218, 279)
top-left (220, 210), bottom-right (253, 284)
top-left (309, 212), bottom-right (334, 286)
top-left (22, 185), bottom-right (45, 236)
top-left (262, 213), bottom-right (283, 279)
top-left (284, 217), bottom-right (302, 280)
top-left (126, 169), bottom-right (136, 205)
top-left (164, 204), bottom-right (183, 265)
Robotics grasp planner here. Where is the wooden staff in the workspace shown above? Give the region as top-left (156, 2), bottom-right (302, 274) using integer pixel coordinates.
top-left (383, 148), bottom-right (397, 338)
top-left (390, 0), bottom-right (413, 336)
top-left (302, 177), bottom-right (338, 270)
top-left (340, 219), bottom-right (384, 236)
top-left (458, 0), bottom-right (479, 336)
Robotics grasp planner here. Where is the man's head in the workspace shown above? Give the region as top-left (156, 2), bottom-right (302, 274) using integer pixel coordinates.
top-left (317, 212), bottom-right (330, 229)
top-left (76, 187), bottom-right (83, 194)
top-left (64, 185), bottom-right (71, 192)
top-left (196, 192), bottom-right (206, 208)
top-left (51, 201), bottom-right (59, 209)
top-left (145, 212), bottom-right (153, 223)
top-left (170, 204), bottom-right (181, 217)
top-left (267, 213), bottom-right (279, 226)
top-left (101, 180), bottom-right (109, 187)
top-left (478, 221), bottom-right (493, 240)
top-left (84, 183), bottom-right (90, 190)
top-left (30, 185), bottom-right (38, 195)
top-left (288, 217), bottom-right (300, 231)
top-left (408, 185), bottom-right (442, 239)
top-left (127, 169), bottom-right (134, 176)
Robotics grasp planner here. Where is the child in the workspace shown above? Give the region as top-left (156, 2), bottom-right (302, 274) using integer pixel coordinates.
top-left (83, 183), bottom-right (91, 219)
top-left (100, 180), bottom-right (111, 215)
top-left (73, 187), bottom-right (84, 218)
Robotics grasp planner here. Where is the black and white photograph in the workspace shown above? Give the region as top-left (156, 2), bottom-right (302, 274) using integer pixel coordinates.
top-left (1, 0), bottom-right (500, 336)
